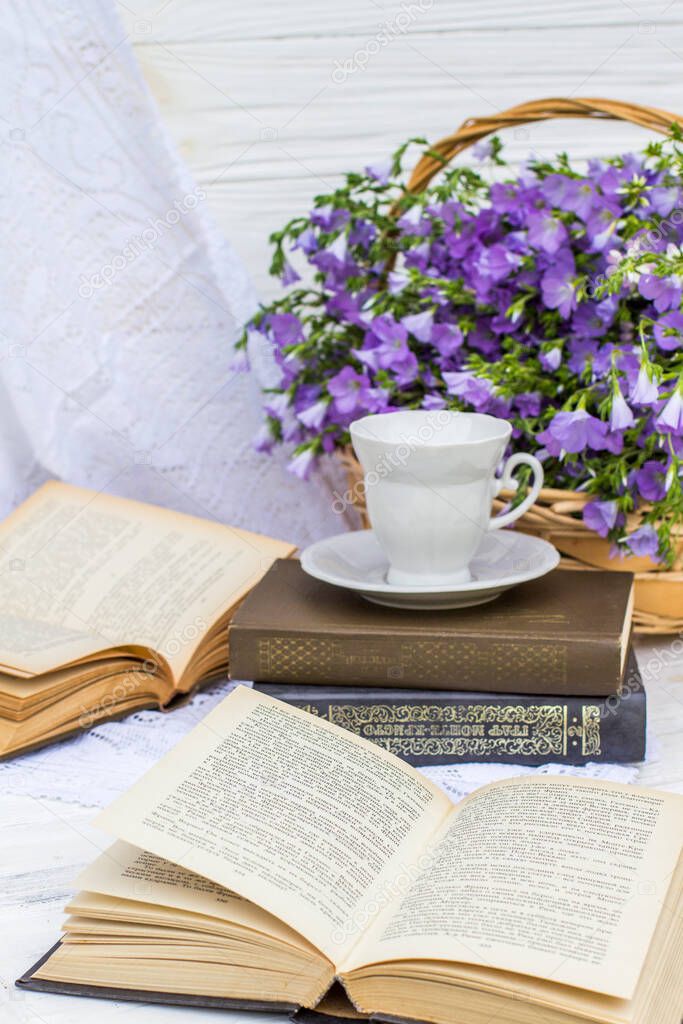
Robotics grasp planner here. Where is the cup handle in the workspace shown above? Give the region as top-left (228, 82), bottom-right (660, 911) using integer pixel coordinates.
top-left (488, 453), bottom-right (544, 531)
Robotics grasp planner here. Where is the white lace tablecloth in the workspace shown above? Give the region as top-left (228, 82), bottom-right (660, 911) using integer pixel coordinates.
top-left (0, 679), bottom-right (640, 807)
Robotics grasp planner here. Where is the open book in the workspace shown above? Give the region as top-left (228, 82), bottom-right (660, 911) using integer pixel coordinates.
top-left (20, 687), bottom-right (683, 1024)
top-left (0, 483), bottom-right (294, 758)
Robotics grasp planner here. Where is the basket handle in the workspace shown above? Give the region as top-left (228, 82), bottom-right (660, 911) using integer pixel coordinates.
top-left (406, 96), bottom-right (683, 194)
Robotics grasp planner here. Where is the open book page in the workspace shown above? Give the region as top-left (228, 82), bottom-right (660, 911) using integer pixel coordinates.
top-left (75, 840), bottom-right (316, 950)
top-left (95, 686), bottom-right (452, 963)
top-left (0, 482), bottom-right (293, 678)
top-left (340, 776), bottom-right (683, 1000)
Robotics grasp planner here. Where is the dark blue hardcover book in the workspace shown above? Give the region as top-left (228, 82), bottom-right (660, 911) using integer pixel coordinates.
top-left (254, 649), bottom-right (645, 766)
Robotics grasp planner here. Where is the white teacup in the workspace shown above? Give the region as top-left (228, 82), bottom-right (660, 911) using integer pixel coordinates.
top-left (350, 409), bottom-right (543, 587)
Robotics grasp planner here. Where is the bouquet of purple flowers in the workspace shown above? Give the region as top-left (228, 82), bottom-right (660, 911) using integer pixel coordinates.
top-left (239, 129), bottom-right (683, 563)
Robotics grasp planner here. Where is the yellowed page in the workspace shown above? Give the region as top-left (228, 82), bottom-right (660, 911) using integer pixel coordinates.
top-left (75, 840), bottom-right (315, 949)
top-left (341, 776), bottom-right (683, 1001)
top-left (0, 481), bottom-right (293, 678)
top-left (95, 686), bottom-right (451, 963)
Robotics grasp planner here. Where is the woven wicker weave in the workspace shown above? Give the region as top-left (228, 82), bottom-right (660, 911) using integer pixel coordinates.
top-left (334, 96), bottom-right (683, 634)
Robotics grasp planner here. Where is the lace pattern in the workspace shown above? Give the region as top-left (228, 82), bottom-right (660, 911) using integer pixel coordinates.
top-left (0, 0), bottom-right (342, 547)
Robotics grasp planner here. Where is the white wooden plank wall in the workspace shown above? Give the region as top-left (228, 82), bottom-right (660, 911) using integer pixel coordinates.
top-left (117, 0), bottom-right (683, 299)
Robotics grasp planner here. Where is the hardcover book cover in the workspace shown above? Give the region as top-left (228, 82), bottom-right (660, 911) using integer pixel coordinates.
top-left (254, 649), bottom-right (646, 766)
top-left (229, 560), bottom-right (634, 695)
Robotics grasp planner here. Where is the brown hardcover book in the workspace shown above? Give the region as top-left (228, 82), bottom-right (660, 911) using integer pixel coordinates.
top-left (21, 686), bottom-right (683, 1024)
top-left (228, 559), bottom-right (634, 695)
top-left (0, 482), bottom-right (294, 759)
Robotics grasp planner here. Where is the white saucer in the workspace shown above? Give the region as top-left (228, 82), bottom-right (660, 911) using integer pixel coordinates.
top-left (300, 530), bottom-right (560, 610)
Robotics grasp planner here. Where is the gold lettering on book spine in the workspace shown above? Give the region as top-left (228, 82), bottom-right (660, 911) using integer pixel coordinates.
top-left (310, 703), bottom-right (598, 758)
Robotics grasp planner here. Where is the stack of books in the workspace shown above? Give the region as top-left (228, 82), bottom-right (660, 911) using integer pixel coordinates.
top-left (10, 490), bottom-right (678, 1024)
top-left (228, 559), bottom-right (644, 766)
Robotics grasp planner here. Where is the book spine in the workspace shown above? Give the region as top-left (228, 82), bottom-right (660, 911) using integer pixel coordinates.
top-left (254, 688), bottom-right (646, 766)
top-left (228, 627), bottom-right (622, 696)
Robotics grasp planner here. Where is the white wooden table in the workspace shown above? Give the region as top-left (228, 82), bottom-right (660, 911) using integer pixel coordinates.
top-left (1, 638), bottom-right (681, 1023)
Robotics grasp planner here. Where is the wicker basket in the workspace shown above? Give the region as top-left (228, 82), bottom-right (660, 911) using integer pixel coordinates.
top-left (335, 97), bottom-right (683, 634)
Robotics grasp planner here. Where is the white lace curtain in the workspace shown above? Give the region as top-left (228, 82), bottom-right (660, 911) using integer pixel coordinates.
top-left (0, 0), bottom-right (341, 547)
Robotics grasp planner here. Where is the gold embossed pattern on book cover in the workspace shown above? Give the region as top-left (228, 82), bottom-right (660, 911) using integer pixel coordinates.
top-left (257, 638), bottom-right (568, 686)
top-left (296, 703), bottom-right (602, 759)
